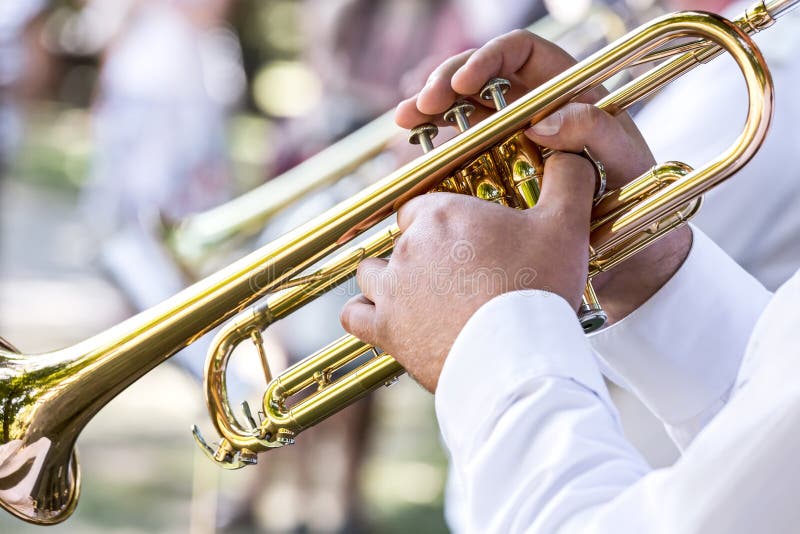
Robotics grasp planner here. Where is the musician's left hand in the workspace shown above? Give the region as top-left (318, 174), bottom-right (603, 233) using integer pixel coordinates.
top-left (340, 152), bottom-right (595, 392)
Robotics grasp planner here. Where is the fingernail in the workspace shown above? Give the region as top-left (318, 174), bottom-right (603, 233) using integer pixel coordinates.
top-left (528, 111), bottom-right (562, 136)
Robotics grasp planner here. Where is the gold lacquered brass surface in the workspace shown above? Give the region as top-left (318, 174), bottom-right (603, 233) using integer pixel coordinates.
top-left (437, 132), bottom-right (544, 207)
top-left (0, 1), bottom-right (791, 524)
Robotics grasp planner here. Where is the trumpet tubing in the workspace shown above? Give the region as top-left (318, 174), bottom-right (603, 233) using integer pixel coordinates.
top-left (0, 0), bottom-right (794, 525)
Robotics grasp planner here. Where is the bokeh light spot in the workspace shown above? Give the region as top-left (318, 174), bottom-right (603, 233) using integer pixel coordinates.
top-left (252, 60), bottom-right (322, 118)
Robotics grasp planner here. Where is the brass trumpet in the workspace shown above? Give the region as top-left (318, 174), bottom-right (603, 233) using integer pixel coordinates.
top-left (0, 0), bottom-right (793, 525)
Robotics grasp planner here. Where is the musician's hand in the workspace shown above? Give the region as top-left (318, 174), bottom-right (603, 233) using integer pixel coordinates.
top-left (340, 153), bottom-right (595, 392)
top-left (395, 29), bottom-right (692, 324)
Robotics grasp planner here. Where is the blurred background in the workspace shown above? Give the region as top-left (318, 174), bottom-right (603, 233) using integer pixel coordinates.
top-left (4, 0), bottom-right (797, 532)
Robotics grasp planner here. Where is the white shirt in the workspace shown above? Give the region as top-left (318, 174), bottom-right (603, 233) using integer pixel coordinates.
top-left (436, 227), bottom-right (800, 533)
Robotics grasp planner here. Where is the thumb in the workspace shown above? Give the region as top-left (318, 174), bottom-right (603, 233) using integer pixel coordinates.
top-left (339, 295), bottom-right (379, 346)
top-left (525, 102), bottom-right (654, 186)
top-left (536, 152), bottom-right (596, 233)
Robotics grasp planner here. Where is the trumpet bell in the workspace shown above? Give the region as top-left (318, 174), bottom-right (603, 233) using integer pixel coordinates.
top-left (0, 346), bottom-right (81, 524)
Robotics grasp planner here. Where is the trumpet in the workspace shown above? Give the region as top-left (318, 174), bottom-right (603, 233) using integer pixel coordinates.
top-left (0, 0), bottom-right (793, 526)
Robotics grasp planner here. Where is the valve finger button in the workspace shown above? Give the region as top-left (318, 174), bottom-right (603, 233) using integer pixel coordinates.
top-left (443, 100), bottom-right (476, 132)
top-left (408, 123), bottom-right (439, 153)
top-left (480, 78), bottom-right (511, 110)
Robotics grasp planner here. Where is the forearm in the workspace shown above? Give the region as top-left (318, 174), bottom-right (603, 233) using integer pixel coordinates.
top-left (453, 377), bottom-right (650, 533)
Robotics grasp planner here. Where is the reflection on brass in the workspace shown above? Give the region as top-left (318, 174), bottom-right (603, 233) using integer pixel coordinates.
top-left (0, 1), bottom-right (793, 525)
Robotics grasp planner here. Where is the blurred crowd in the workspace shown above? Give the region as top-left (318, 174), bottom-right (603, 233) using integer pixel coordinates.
top-left (2, 0), bottom-right (799, 533)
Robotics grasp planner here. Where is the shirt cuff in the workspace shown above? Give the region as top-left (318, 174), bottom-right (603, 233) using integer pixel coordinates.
top-left (589, 225), bottom-right (771, 435)
top-left (435, 290), bottom-right (610, 458)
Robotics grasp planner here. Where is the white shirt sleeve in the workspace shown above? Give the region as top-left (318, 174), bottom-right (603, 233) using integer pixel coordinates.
top-left (588, 226), bottom-right (771, 448)
top-left (435, 285), bottom-right (800, 534)
top-left (436, 291), bottom-right (652, 534)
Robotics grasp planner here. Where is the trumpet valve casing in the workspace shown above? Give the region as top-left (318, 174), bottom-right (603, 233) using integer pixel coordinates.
top-left (435, 130), bottom-right (545, 210)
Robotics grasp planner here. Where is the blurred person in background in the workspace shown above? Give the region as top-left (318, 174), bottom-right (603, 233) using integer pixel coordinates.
top-left (0, 1), bottom-right (47, 169)
top-left (266, 0), bottom-right (475, 174)
top-left (81, 0), bottom-right (245, 382)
